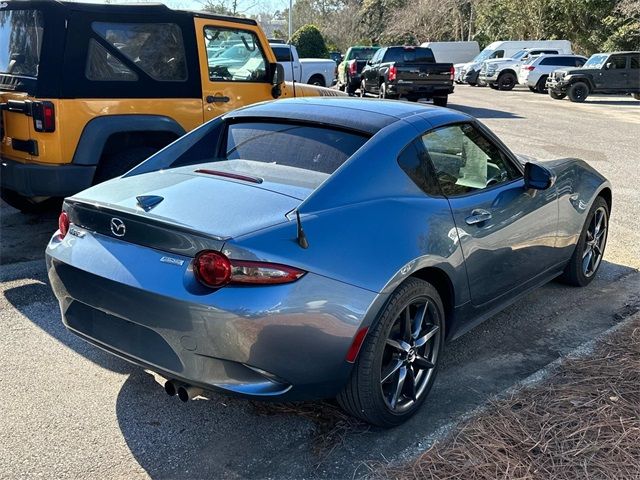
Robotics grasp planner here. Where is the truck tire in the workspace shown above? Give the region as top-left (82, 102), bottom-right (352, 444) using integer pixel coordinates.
top-left (308, 74), bottom-right (326, 87)
top-left (497, 72), bottom-right (517, 91)
top-left (378, 82), bottom-right (397, 100)
top-left (433, 96), bottom-right (448, 107)
top-left (0, 188), bottom-right (60, 214)
top-left (535, 76), bottom-right (549, 93)
top-left (567, 81), bottom-right (589, 102)
top-left (548, 89), bottom-right (566, 100)
top-left (93, 146), bottom-right (158, 184)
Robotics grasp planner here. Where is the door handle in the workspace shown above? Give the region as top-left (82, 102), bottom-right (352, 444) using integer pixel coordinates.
top-left (206, 95), bottom-right (230, 103)
top-left (465, 209), bottom-right (492, 225)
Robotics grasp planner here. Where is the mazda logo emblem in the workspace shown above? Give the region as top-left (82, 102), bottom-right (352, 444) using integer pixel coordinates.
top-left (110, 217), bottom-right (126, 237)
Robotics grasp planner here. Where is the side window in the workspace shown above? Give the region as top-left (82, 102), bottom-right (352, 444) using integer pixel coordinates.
top-left (204, 26), bottom-right (268, 82)
top-left (371, 49), bottom-right (382, 64)
top-left (273, 47), bottom-right (292, 62)
top-left (492, 50), bottom-right (505, 59)
top-left (397, 140), bottom-right (441, 196)
top-left (421, 124), bottom-right (521, 196)
top-left (85, 39), bottom-right (138, 81)
top-left (92, 22), bottom-right (187, 81)
top-left (609, 55), bottom-right (627, 69)
top-left (630, 56), bottom-right (639, 69)
top-left (576, 58), bottom-right (587, 67)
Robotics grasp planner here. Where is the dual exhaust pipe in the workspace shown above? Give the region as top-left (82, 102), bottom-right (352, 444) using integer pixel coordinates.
top-left (164, 379), bottom-right (203, 402)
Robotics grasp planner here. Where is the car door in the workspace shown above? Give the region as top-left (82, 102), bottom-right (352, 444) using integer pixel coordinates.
top-left (364, 48), bottom-right (384, 92)
top-left (420, 122), bottom-right (559, 306)
top-left (195, 19), bottom-right (274, 122)
top-left (605, 54), bottom-right (629, 90)
top-left (627, 54), bottom-right (639, 89)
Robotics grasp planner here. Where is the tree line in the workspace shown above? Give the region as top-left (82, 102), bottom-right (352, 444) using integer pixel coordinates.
top-left (205, 0), bottom-right (639, 56)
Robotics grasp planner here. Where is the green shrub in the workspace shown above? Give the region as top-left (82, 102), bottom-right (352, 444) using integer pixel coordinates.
top-left (291, 24), bottom-right (328, 58)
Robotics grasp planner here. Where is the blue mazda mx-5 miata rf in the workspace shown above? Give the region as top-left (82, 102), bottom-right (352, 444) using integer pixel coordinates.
top-left (46, 98), bottom-right (611, 426)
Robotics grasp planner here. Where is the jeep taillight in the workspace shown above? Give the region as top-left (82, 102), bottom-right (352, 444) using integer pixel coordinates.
top-left (388, 65), bottom-right (397, 82)
top-left (32, 101), bottom-right (55, 133)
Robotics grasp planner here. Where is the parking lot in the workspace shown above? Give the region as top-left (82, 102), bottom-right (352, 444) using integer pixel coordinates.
top-left (1, 85), bottom-right (639, 479)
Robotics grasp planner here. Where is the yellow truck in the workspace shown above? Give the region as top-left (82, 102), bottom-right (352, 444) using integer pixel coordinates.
top-left (0, 1), bottom-right (341, 211)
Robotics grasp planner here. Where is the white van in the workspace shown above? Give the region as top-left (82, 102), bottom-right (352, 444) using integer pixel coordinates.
top-left (455, 40), bottom-right (572, 85)
top-left (420, 41), bottom-right (480, 64)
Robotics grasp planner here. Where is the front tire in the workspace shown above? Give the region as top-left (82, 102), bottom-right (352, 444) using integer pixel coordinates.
top-left (568, 81), bottom-right (589, 102)
top-left (535, 75), bottom-right (549, 93)
top-left (559, 196), bottom-right (609, 287)
top-left (337, 278), bottom-right (444, 427)
top-left (497, 72), bottom-right (517, 90)
top-left (433, 95), bottom-right (448, 107)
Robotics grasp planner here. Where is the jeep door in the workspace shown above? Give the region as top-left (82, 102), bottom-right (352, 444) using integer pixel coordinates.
top-left (605, 54), bottom-right (630, 90)
top-left (196, 19), bottom-right (274, 121)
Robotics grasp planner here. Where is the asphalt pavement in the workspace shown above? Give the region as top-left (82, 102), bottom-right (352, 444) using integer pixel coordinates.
top-left (1, 85), bottom-right (639, 479)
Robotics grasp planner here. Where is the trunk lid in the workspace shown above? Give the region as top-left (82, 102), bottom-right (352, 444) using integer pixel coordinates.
top-left (70, 161), bottom-right (329, 241)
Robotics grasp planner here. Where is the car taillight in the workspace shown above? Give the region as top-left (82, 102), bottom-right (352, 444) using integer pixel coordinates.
top-left (32, 101), bottom-right (55, 133)
top-left (449, 65), bottom-right (455, 80)
top-left (348, 60), bottom-right (357, 75)
top-left (193, 250), bottom-right (305, 288)
top-left (523, 66), bottom-right (536, 71)
top-left (388, 65), bottom-right (397, 82)
top-left (58, 211), bottom-right (69, 239)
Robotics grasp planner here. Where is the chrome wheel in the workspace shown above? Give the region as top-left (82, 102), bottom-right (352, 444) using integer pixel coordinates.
top-left (380, 298), bottom-right (441, 413)
top-left (582, 206), bottom-right (607, 277)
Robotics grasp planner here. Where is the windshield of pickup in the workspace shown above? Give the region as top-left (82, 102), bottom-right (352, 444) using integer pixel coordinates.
top-left (351, 48), bottom-right (378, 61)
top-left (383, 47), bottom-right (435, 63)
top-left (0, 9), bottom-right (44, 77)
top-left (583, 54), bottom-right (608, 69)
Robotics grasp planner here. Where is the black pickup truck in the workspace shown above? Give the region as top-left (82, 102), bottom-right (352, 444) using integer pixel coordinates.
top-left (546, 51), bottom-right (640, 102)
top-left (359, 46), bottom-right (454, 105)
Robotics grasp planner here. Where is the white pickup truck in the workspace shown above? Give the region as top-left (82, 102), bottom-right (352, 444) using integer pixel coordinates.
top-left (270, 44), bottom-right (336, 87)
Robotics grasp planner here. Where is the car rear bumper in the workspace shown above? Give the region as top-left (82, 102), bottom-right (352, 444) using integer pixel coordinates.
top-left (387, 83), bottom-right (454, 98)
top-left (0, 157), bottom-right (95, 197)
top-left (46, 229), bottom-right (381, 401)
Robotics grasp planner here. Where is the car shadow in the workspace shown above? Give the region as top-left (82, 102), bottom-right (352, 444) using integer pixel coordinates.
top-left (448, 103), bottom-right (523, 119)
top-left (0, 203), bottom-right (58, 265)
top-left (108, 261), bottom-right (638, 479)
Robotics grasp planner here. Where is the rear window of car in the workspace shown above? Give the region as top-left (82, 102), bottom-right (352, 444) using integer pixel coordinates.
top-left (540, 56), bottom-right (578, 66)
top-left (383, 47), bottom-right (435, 64)
top-left (0, 9), bottom-right (44, 77)
top-left (222, 122), bottom-right (369, 174)
top-left (272, 46), bottom-right (292, 62)
top-left (351, 48), bottom-right (378, 61)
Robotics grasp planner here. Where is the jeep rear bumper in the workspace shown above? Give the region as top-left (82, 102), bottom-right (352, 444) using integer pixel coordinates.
top-left (1, 157), bottom-right (95, 198)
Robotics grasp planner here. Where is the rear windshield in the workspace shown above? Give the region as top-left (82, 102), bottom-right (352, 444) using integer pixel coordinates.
top-left (351, 48), bottom-right (378, 61)
top-left (0, 9), bottom-right (44, 77)
top-left (223, 122), bottom-right (368, 174)
top-left (383, 47), bottom-right (435, 64)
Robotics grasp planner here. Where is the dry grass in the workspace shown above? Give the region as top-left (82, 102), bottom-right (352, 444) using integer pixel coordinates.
top-left (377, 316), bottom-right (640, 480)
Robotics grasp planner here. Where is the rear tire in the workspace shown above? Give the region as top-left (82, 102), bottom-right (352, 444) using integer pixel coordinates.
top-left (567, 81), bottom-right (589, 102)
top-left (337, 278), bottom-right (444, 427)
top-left (535, 75), bottom-right (548, 93)
top-left (359, 80), bottom-right (366, 97)
top-left (497, 72), bottom-right (517, 90)
top-left (548, 89), bottom-right (566, 100)
top-left (93, 146), bottom-right (157, 184)
top-left (308, 74), bottom-right (326, 87)
top-left (433, 96), bottom-right (448, 107)
top-left (559, 196), bottom-right (609, 287)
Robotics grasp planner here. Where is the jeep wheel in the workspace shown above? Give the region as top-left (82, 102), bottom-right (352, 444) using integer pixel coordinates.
top-left (535, 75), bottom-right (549, 94)
top-left (497, 72), bottom-right (517, 90)
top-left (568, 82), bottom-right (589, 103)
top-left (93, 146), bottom-right (158, 184)
top-left (548, 89), bottom-right (566, 100)
top-left (0, 188), bottom-right (60, 214)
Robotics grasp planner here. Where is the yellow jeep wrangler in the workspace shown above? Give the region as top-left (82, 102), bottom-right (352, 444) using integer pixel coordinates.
top-left (0, 1), bottom-right (340, 211)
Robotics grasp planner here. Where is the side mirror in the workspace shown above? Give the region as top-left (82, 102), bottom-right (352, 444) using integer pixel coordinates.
top-left (271, 63), bottom-right (285, 98)
top-left (524, 162), bottom-right (555, 190)
top-left (605, 62), bottom-right (612, 70)
top-left (366, 60), bottom-right (372, 66)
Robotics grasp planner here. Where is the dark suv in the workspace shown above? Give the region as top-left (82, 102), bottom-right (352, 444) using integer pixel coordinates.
top-left (546, 51), bottom-right (640, 102)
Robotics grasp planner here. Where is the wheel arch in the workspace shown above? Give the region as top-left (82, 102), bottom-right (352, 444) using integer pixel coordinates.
top-left (567, 76), bottom-right (594, 91)
top-left (71, 115), bottom-right (186, 167)
top-left (597, 186), bottom-right (612, 213)
top-left (410, 266), bottom-right (454, 337)
top-left (498, 68), bottom-right (517, 78)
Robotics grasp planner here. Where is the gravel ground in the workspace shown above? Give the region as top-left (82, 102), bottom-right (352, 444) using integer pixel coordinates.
top-left (1, 85), bottom-right (639, 479)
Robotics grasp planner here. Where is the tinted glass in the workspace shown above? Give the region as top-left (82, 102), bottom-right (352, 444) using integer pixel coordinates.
top-left (422, 124), bottom-right (521, 196)
top-left (85, 39), bottom-right (138, 81)
top-left (541, 57), bottom-right (573, 66)
top-left (92, 22), bottom-right (187, 81)
top-left (397, 141), bottom-right (440, 196)
top-left (223, 122), bottom-right (369, 174)
top-left (351, 48), bottom-right (378, 60)
top-left (383, 47), bottom-right (435, 63)
top-left (0, 9), bottom-right (43, 77)
top-left (610, 56), bottom-right (627, 69)
top-left (205, 27), bottom-right (268, 82)
top-left (272, 46), bottom-right (292, 62)
top-left (631, 56), bottom-right (639, 69)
